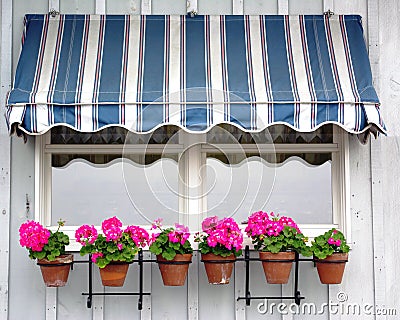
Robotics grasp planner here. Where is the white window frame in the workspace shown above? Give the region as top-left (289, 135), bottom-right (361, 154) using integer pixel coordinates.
top-left (35, 126), bottom-right (351, 249)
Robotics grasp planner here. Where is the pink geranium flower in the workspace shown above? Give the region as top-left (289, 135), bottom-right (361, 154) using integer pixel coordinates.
top-left (202, 216), bottom-right (219, 232)
top-left (125, 225), bottom-right (149, 248)
top-left (91, 252), bottom-right (104, 263)
top-left (102, 216), bottom-right (123, 241)
top-left (245, 211), bottom-right (302, 239)
top-left (19, 220), bottom-right (50, 252)
top-left (75, 225), bottom-right (98, 245)
top-left (76, 217), bottom-right (150, 268)
top-left (202, 217), bottom-right (243, 252)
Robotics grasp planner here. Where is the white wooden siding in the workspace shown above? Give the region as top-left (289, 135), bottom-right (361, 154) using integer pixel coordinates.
top-left (0, 0), bottom-right (12, 318)
top-left (4, 0), bottom-right (400, 319)
top-left (376, 0), bottom-right (400, 318)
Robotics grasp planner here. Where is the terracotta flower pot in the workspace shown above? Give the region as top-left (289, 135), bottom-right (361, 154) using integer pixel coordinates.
top-left (202, 253), bottom-right (236, 285)
top-left (99, 262), bottom-right (130, 287)
top-left (259, 251), bottom-right (295, 284)
top-left (157, 253), bottom-right (192, 286)
top-left (315, 253), bottom-right (348, 284)
top-left (37, 254), bottom-right (73, 287)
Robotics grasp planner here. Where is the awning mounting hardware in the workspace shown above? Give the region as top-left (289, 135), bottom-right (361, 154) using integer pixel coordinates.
top-left (25, 193), bottom-right (30, 218)
top-left (189, 10), bottom-right (198, 18)
top-left (49, 9), bottom-right (60, 18)
top-left (324, 9), bottom-right (335, 18)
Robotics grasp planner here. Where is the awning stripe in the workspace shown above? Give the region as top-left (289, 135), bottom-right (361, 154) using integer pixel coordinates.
top-left (6, 14), bottom-right (385, 137)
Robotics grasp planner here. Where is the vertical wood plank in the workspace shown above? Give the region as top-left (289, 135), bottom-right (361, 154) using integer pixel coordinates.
top-left (323, 0), bottom-right (334, 12)
top-left (95, 0), bottom-right (106, 14)
top-left (328, 286), bottom-right (341, 320)
top-left (0, 1), bottom-right (12, 319)
top-left (44, 3), bottom-right (59, 319)
top-left (232, 0), bottom-right (244, 14)
top-left (278, 0), bottom-right (289, 14)
top-left (45, 288), bottom-right (57, 320)
top-left (48, 0), bottom-right (60, 12)
top-left (234, 257), bottom-right (246, 320)
top-left (368, 1), bottom-right (386, 319)
top-left (187, 251), bottom-right (199, 320)
top-left (141, 0), bottom-right (152, 14)
top-left (281, 277), bottom-right (293, 320)
top-left (140, 251), bottom-right (152, 320)
top-left (92, 294), bottom-right (104, 320)
top-left (187, 0), bottom-right (198, 14)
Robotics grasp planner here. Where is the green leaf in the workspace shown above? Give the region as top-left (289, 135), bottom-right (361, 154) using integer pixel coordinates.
top-left (149, 243), bottom-right (162, 255)
top-left (35, 251), bottom-right (46, 259)
top-left (162, 249), bottom-right (176, 261)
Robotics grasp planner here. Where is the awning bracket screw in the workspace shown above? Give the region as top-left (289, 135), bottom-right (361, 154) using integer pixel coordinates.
top-left (49, 9), bottom-right (60, 18)
top-left (324, 9), bottom-right (334, 18)
top-left (189, 10), bottom-right (198, 18)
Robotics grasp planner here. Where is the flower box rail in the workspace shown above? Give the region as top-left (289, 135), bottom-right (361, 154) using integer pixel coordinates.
top-left (68, 246), bottom-right (331, 310)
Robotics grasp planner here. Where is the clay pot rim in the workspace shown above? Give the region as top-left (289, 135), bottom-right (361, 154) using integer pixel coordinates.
top-left (259, 251), bottom-right (296, 262)
top-left (157, 253), bottom-right (193, 265)
top-left (201, 253), bottom-right (236, 263)
top-left (103, 260), bottom-right (134, 266)
top-left (37, 254), bottom-right (74, 266)
top-left (314, 252), bottom-right (349, 263)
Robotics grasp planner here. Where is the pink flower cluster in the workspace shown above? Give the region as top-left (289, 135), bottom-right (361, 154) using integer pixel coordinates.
top-left (204, 217), bottom-right (243, 251)
top-left (19, 220), bottom-right (50, 252)
top-left (102, 216), bottom-right (123, 241)
top-left (75, 225), bottom-right (98, 245)
top-left (91, 252), bottom-right (103, 263)
top-left (168, 223), bottom-right (190, 245)
top-left (245, 211), bottom-right (301, 238)
top-left (201, 216), bottom-right (219, 232)
top-left (149, 232), bottom-right (160, 245)
top-left (151, 218), bottom-right (163, 230)
top-left (125, 225), bottom-right (149, 247)
top-left (328, 237), bottom-right (342, 246)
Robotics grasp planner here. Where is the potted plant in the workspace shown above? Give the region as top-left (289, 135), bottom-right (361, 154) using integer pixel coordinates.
top-left (19, 219), bottom-right (72, 287)
top-left (311, 228), bottom-right (350, 284)
top-left (75, 216), bottom-right (149, 287)
top-left (149, 219), bottom-right (193, 286)
top-left (195, 216), bottom-right (243, 284)
top-left (245, 211), bottom-right (311, 284)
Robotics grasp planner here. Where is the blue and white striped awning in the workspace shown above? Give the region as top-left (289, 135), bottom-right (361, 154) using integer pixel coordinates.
top-left (6, 14), bottom-right (385, 138)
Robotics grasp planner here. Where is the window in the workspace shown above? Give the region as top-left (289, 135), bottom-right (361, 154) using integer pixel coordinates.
top-left (201, 124), bottom-right (350, 238)
top-left (35, 124), bottom-right (350, 247)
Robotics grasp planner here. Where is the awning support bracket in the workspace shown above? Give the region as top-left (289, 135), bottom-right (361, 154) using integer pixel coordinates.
top-left (188, 10), bottom-right (198, 18)
top-left (49, 9), bottom-right (60, 18)
top-left (324, 9), bottom-right (335, 18)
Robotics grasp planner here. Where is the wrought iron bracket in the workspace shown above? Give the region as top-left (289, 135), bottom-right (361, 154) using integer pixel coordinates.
top-left (236, 246), bottom-right (314, 306)
top-left (72, 250), bottom-right (151, 310)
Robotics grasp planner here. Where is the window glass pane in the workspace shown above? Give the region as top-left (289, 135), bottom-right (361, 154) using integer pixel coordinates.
top-left (51, 158), bottom-right (179, 226)
top-left (206, 156), bottom-right (332, 225)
